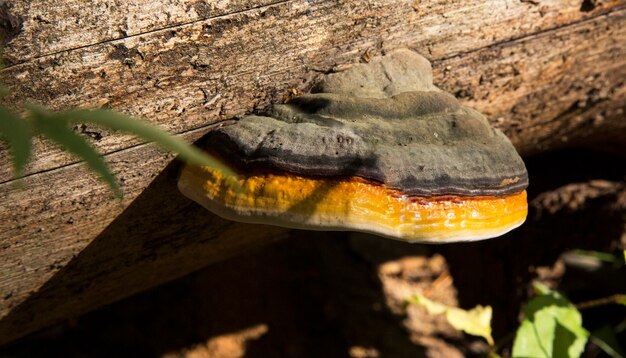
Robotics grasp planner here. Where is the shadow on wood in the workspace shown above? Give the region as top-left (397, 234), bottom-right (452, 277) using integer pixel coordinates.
top-left (0, 157), bottom-right (289, 346)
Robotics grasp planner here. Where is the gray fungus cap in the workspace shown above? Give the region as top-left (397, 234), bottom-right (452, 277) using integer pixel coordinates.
top-left (205, 48), bottom-right (528, 197)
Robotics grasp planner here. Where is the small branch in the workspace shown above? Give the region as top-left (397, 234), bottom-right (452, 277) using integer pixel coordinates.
top-left (575, 294), bottom-right (626, 310)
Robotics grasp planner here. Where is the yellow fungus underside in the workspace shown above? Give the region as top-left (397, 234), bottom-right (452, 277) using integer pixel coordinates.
top-left (178, 162), bottom-right (528, 243)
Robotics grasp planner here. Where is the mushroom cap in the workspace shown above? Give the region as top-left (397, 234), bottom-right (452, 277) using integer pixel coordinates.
top-left (178, 49), bottom-right (528, 242)
top-left (206, 49), bottom-right (527, 196)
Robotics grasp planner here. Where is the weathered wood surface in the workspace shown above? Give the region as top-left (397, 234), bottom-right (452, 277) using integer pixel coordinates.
top-left (2, 0), bottom-right (625, 180)
top-left (1, 0), bottom-right (625, 345)
top-left (3, 0), bottom-right (279, 63)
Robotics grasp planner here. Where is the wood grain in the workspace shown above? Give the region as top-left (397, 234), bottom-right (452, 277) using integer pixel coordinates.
top-left (0, 0), bottom-right (625, 345)
top-left (432, 10), bottom-right (626, 155)
top-left (3, 0), bottom-right (624, 64)
top-left (3, 0), bottom-right (279, 63)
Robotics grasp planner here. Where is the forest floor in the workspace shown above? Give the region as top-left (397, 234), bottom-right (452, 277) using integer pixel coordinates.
top-left (2, 149), bottom-right (625, 358)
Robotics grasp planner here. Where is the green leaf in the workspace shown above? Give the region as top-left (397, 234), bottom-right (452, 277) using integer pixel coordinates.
top-left (29, 106), bottom-right (121, 197)
top-left (512, 286), bottom-right (589, 358)
top-left (591, 325), bottom-right (625, 358)
top-left (0, 108), bottom-right (32, 178)
top-left (572, 249), bottom-right (618, 264)
top-left (54, 109), bottom-right (236, 177)
top-left (407, 294), bottom-right (494, 345)
top-left (616, 295), bottom-right (626, 307)
top-left (533, 281), bottom-right (553, 295)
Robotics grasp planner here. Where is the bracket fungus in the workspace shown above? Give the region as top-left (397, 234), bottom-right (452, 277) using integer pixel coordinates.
top-left (178, 49), bottom-right (528, 243)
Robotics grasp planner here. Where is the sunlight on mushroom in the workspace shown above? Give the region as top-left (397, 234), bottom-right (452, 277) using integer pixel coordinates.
top-left (178, 49), bottom-right (528, 243)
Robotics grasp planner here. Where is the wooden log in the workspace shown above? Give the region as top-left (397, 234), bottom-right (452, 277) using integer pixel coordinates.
top-left (1, 0), bottom-right (624, 180)
top-left (3, 0), bottom-right (624, 64)
top-left (1, 0), bottom-right (625, 345)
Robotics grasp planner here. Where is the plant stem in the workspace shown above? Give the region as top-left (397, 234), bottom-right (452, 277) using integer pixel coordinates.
top-left (575, 294), bottom-right (626, 309)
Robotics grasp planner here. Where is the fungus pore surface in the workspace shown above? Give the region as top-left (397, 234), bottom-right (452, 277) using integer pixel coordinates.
top-left (178, 49), bottom-right (528, 243)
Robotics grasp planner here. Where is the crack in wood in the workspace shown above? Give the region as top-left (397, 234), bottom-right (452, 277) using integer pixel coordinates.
top-left (433, 4), bottom-right (626, 64)
top-left (0, 118), bottom-right (236, 186)
top-left (0, 0), bottom-right (293, 69)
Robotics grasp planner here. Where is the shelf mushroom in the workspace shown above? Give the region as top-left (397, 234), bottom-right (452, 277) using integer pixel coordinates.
top-left (178, 49), bottom-right (528, 243)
